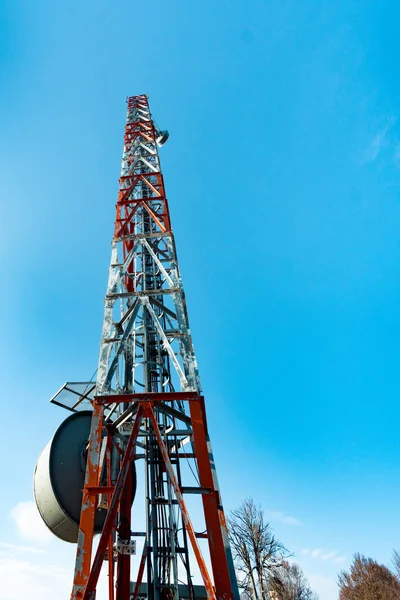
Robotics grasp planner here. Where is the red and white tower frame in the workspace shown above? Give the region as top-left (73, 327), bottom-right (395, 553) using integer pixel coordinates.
top-left (64, 95), bottom-right (240, 600)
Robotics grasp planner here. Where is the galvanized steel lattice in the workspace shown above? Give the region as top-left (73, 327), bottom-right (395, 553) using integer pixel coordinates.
top-left (67, 95), bottom-right (240, 600)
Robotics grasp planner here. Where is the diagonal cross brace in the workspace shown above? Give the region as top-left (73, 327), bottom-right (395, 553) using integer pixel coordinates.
top-left (146, 404), bottom-right (216, 600)
top-left (81, 405), bottom-right (145, 600)
top-left (104, 298), bottom-right (141, 389)
top-left (143, 298), bottom-right (189, 390)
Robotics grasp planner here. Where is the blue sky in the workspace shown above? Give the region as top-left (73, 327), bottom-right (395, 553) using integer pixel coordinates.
top-left (1, 1), bottom-right (400, 598)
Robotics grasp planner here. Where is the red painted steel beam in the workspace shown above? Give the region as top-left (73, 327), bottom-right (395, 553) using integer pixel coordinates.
top-left (71, 402), bottom-right (105, 600)
top-left (106, 436), bottom-right (115, 600)
top-left (190, 397), bottom-right (235, 600)
top-left (116, 467), bottom-right (132, 600)
top-left (79, 405), bottom-right (144, 600)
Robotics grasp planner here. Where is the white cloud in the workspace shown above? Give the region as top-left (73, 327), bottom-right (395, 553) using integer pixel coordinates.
top-left (0, 544), bottom-right (110, 600)
top-left (0, 541), bottom-right (45, 555)
top-left (9, 501), bottom-right (52, 545)
top-left (364, 119), bottom-right (396, 163)
top-left (321, 551), bottom-right (337, 561)
top-left (366, 128), bottom-right (388, 162)
top-left (265, 510), bottom-right (302, 526)
top-left (301, 547), bottom-right (347, 564)
top-left (333, 555), bottom-right (347, 564)
top-left (0, 555), bottom-right (70, 600)
top-left (1, 500), bottom-right (112, 600)
top-left (362, 116), bottom-right (400, 165)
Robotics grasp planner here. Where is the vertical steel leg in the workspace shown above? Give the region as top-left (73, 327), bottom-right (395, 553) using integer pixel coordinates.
top-left (106, 434), bottom-right (115, 600)
top-left (190, 398), bottom-right (240, 600)
top-left (71, 402), bottom-right (105, 600)
top-left (116, 465), bottom-right (133, 600)
top-left (81, 404), bottom-right (144, 600)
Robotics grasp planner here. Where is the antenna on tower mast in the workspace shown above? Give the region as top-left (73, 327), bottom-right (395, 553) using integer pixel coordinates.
top-left (34, 94), bottom-right (239, 600)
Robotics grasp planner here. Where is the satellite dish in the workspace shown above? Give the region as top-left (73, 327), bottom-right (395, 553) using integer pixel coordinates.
top-left (34, 411), bottom-right (137, 543)
top-left (156, 130), bottom-right (169, 147)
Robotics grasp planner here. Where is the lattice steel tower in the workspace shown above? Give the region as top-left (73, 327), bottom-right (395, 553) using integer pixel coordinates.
top-left (34, 95), bottom-right (239, 600)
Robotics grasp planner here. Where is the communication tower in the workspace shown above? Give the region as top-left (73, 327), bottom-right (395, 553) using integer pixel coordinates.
top-left (34, 95), bottom-right (239, 600)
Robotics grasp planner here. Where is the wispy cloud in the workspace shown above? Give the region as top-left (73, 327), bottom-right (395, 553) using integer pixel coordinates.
top-left (0, 498), bottom-right (113, 600)
top-left (301, 548), bottom-right (346, 564)
top-left (265, 510), bottom-right (302, 526)
top-left (0, 541), bottom-right (46, 555)
top-left (0, 555), bottom-right (72, 600)
top-left (363, 117), bottom-right (397, 164)
top-left (9, 501), bottom-right (52, 545)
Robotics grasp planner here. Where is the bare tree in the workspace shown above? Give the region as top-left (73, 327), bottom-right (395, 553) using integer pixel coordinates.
top-left (228, 498), bottom-right (290, 600)
top-left (338, 553), bottom-right (400, 600)
top-left (392, 549), bottom-right (400, 582)
top-left (269, 562), bottom-right (319, 600)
